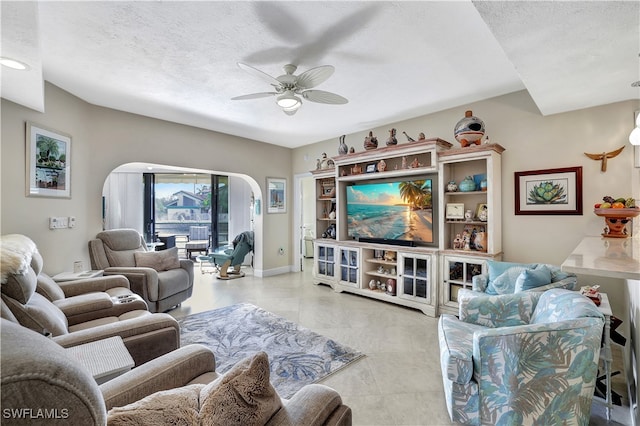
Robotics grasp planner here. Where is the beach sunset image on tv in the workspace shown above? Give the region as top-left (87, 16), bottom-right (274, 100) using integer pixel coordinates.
top-left (346, 179), bottom-right (434, 243)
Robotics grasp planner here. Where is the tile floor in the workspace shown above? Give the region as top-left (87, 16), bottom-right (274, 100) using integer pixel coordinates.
top-left (168, 261), bottom-right (631, 425)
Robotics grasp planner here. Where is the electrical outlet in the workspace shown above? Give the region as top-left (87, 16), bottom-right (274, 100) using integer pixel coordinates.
top-left (68, 216), bottom-right (76, 228)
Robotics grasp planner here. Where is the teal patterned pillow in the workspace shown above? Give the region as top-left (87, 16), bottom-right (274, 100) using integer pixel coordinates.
top-left (514, 264), bottom-right (552, 292)
top-left (487, 266), bottom-right (528, 294)
top-left (485, 261), bottom-right (537, 295)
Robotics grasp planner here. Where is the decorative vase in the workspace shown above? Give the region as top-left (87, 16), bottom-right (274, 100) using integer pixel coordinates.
top-left (459, 176), bottom-right (476, 192)
top-left (369, 279), bottom-right (377, 290)
top-left (446, 180), bottom-right (458, 192)
top-left (454, 110), bottom-right (485, 147)
top-left (386, 128), bottom-right (398, 146)
top-left (364, 131), bottom-right (378, 150)
top-left (338, 135), bottom-right (348, 155)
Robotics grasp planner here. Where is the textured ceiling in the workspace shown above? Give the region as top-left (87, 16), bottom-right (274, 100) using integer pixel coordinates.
top-left (2, 1), bottom-right (638, 148)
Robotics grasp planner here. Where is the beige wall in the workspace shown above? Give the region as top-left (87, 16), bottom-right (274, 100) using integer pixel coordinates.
top-left (1, 83), bottom-right (293, 276)
top-left (293, 90), bottom-right (640, 320)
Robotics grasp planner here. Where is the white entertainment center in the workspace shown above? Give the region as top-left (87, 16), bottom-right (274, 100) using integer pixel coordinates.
top-left (311, 139), bottom-right (504, 316)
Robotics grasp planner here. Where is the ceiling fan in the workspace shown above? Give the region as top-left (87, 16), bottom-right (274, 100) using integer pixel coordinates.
top-left (231, 62), bottom-right (348, 115)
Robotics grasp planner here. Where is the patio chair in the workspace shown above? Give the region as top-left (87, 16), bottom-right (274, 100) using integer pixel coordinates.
top-left (184, 225), bottom-right (209, 259)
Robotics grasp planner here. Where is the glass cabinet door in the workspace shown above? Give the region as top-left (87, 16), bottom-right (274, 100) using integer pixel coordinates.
top-left (316, 244), bottom-right (335, 279)
top-left (399, 254), bottom-right (431, 303)
top-left (339, 248), bottom-right (359, 288)
top-left (442, 256), bottom-right (485, 305)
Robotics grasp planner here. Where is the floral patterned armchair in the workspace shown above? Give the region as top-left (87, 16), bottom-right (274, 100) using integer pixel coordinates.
top-left (438, 288), bottom-right (604, 425)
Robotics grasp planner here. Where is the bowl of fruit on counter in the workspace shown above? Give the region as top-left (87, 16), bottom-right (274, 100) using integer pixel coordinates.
top-left (594, 196), bottom-right (639, 238)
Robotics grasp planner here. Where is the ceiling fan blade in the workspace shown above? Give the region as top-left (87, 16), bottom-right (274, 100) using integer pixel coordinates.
top-left (302, 90), bottom-right (348, 104)
top-left (231, 92), bottom-right (277, 100)
top-left (237, 62), bottom-right (281, 87)
top-left (295, 65), bottom-right (335, 89)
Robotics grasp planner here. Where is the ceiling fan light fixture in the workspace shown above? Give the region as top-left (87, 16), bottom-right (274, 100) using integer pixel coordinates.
top-left (276, 91), bottom-right (301, 109)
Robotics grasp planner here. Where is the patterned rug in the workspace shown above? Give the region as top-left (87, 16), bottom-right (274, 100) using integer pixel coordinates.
top-left (178, 303), bottom-right (365, 398)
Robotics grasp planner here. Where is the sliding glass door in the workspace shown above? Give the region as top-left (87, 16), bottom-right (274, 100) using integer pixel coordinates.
top-left (144, 173), bottom-right (228, 252)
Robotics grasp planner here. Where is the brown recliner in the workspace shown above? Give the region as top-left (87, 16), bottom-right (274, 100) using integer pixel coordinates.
top-left (88, 229), bottom-right (194, 313)
top-left (0, 234), bottom-right (180, 366)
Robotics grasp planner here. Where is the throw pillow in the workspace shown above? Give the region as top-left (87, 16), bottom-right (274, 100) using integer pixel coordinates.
top-left (514, 265), bottom-right (552, 292)
top-left (134, 247), bottom-right (180, 272)
top-left (106, 352), bottom-right (281, 426)
top-left (107, 384), bottom-right (203, 425)
top-left (200, 351), bottom-right (282, 426)
top-left (487, 266), bottom-right (531, 295)
top-left (485, 260), bottom-right (538, 295)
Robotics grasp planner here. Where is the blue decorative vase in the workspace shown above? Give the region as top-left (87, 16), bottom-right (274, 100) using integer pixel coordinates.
top-left (459, 176), bottom-right (476, 192)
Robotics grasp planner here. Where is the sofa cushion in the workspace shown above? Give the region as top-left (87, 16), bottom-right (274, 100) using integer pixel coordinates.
top-left (2, 292), bottom-right (68, 336)
top-left (459, 291), bottom-right (540, 328)
top-left (514, 264), bottom-right (552, 292)
top-left (36, 272), bottom-right (65, 302)
top-left (104, 247), bottom-right (140, 268)
top-left (531, 289), bottom-right (604, 324)
top-left (107, 352), bottom-right (282, 426)
top-left (2, 268), bottom-right (38, 304)
top-left (134, 247), bottom-right (180, 272)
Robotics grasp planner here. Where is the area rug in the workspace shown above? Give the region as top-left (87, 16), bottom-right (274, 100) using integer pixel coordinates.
top-left (178, 303), bottom-right (365, 398)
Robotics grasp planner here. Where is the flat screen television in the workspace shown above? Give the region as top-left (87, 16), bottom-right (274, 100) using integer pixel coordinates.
top-left (346, 175), bottom-right (438, 247)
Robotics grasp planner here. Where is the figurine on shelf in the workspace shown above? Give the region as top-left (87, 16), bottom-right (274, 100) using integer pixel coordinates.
top-left (349, 146), bottom-right (355, 154)
top-left (418, 132), bottom-right (426, 140)
top-left (338, 135), bottom-right (348, 155)
top-left (386, 128), bottom-right (398, 146)
top-left (351, 164), bottom-right (362, 174)
top-left (364, 131), bottom-right (378, 150)
top-left (377, 159), bottom-right (387, 172)
top-left (462, 230), bottom-right (471, 250)
top-left (454, 110), bottom-right (485, 147)
top-left (402, 156), bottom-right (407, 169)
top-left (402, 131), bottom-right (415, 142)
top-left (446, 180), bottom-right (458, 192)
top-left (318, 152), bottom-right (329, 169)
top-left (453, 233), bottom-right (463, 250)
top-left (410, 157), bottom-right (420, 168)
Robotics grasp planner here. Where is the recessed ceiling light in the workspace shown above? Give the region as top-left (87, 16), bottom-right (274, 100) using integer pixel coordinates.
top-left (0, 57), bottom-right (30, 70)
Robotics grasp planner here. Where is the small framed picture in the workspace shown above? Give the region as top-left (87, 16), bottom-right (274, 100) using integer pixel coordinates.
top-left (266, 177), bottom-right (286, 214)
top-left (365, 163), bottom-right (377, 173)
top-left (445, 203), bottom-right (465, 220)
